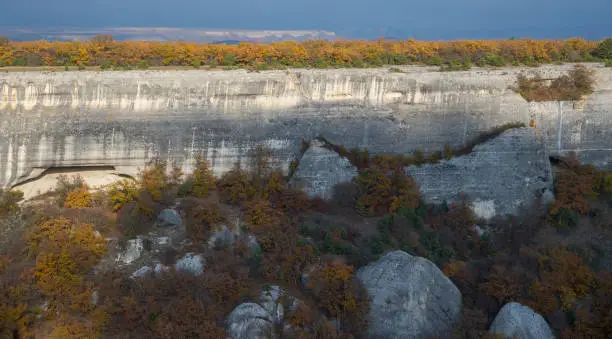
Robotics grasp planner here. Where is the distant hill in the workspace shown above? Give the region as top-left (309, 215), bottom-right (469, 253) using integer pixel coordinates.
top-left (0, 27), bottom-right (338, 43)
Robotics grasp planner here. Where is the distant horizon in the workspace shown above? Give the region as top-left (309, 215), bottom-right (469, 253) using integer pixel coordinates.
top-left (0, 26), bottom-right (609, 43)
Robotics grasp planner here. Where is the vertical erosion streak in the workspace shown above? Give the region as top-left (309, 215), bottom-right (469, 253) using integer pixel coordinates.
top-left (557, 101), bottom-right (563, 152)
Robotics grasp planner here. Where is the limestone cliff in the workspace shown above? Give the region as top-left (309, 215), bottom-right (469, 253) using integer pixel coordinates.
top-left (1, 64), bottom-right (611, 189)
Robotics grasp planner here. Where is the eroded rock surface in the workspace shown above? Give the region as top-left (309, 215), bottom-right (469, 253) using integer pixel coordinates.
top-left (356, 250), bottom-right (462, 339)
top-left (2, 65), bottom-right (610, 190)
top-left (290, 140), bottom-right (358, 199)
top-left (406, 127), bottom-right (554, 219)
top-left (489, 302), bottom-right (555, 339)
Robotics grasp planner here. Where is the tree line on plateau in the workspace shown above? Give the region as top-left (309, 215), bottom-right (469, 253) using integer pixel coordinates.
top-left (0, 35), bottom-right (611, 69)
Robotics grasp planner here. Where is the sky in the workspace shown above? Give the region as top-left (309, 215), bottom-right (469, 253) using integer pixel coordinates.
top-left (1, 0), bottom-right (611, 40)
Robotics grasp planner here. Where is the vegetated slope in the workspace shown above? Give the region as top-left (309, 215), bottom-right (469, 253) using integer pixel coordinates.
top-left (0, 36), bottom-right (610, 70)
top-left (0, 139), bottom-right (611, 338)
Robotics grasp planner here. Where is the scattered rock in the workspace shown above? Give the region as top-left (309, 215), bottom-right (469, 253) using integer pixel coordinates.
top-left (290, 140), bottom-right (358, 199)
top-left (131, 265), bottom-right (154, 279)
top-left (175, 253), bottom-right (205, 275)
top-left (131, 263), bottom-right (171, 279)
top-left (156, 209), bottom-right (181, 227)
top-left (489, 302), bottom-right (555, 339)
top-left (115, 237), bottom-right (145, 264)
top-left (356, 250), bottom-right (462, 339)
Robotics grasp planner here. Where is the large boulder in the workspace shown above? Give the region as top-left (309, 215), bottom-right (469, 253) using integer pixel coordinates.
top-left (406, 127), bottom-right (554, 219)
top-left (489, 302), bottom-right (555, 339)
top-left (156, 209), bottom-right (182, 227)
top-left (290, 140), bottom-right (358, 199)
top-left (356, 250), bottom-right (462, 339)
top-left (226, 285), bottom-right (298, 339)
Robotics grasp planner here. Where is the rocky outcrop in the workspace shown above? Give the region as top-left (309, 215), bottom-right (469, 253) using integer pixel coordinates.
top-left (226, 285), bottom-right (298, 339)
top-left (174, 253), bottom-right (205, 275)
top-left (355, 250), bottom-right (462, 339)
top-left (1, 65), bottom-right (611, 189)
top-left (406, 127), bottom-right (554, 219)
top-left (115, 237), bottom-right (145, 265)
top-left (489, 302), bottom-right (555, 339)
top-left (290, 140), bottom-right (358, 199)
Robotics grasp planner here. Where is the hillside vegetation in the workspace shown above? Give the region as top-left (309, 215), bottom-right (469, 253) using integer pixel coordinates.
top-left (0, 36), bottom-right (610, 70)
top-left (0, 140), bottom-right (611, 338)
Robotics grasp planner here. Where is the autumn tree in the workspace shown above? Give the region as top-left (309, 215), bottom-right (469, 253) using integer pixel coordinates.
top-left (64, 185), bottom-right (92, 209)
top-left (355, 157), bottom-right (420, 216)
top-left (0, 189), bottom-right (23, 216)
top-left (191, 155), bottom-right (216, 197)
top-left (218, 167), bottom-right (255, 205)
top-left (307, 261), bottom-right (369, 334)
top-left (27, 218), bottom-right (106, 313)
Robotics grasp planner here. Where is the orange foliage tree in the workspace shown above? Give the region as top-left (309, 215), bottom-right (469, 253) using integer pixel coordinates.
top-left (0, 38), bottom-right (602, 68)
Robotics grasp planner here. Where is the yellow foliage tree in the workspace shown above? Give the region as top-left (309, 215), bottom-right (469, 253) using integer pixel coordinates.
top-left (64, 185), bottom-right (92, 209)
top-left (107, 179), bottom-right (139, 211)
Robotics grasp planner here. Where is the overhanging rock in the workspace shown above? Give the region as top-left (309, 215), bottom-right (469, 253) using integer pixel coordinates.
top-left (289, 140), bottom-right (358, 199)
top-left (406, 127), bottom-right (554, 219)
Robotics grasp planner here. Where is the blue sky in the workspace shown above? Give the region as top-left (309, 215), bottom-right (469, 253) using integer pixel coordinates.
top-left (1, 0), bottom-right (611, 40)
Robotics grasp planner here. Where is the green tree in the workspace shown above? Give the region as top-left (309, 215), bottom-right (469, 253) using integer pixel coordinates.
top-left (592, 38), bottom-right (612, 59)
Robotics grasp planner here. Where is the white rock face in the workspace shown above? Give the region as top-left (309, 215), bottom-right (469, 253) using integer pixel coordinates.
top-left (174, 253), bottom-right (205, 275)
top-left (489, 302), bottom-right (555, 339)
top-left (2, 65), bottom-right (610, 191)
top-left (115, 238), bottom-right (145, 264)
top-left (356, 250), bottom-right (462, 339)
top-left (290, 140), bottom-right (358, 199)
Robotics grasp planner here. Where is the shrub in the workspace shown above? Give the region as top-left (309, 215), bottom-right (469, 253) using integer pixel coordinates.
top-left (592, 38), bottom-right (612, 59)
top-left (27, 218), bottom-right (105, 312)
top-left (355, 162), bottom-right (420, 216)
top-left (515, 65), bottom-right (595, 101)
top-left (106, 179), bottom-right (138, 211)
top-left (191, 156), bottom-right (216, 197)
top-left (177, 178), bottom-right (195, 197)
top-left (136, 60), bottom-right (149, 69)
top-left (182, 197), bottom-right (225, 242)
top-left (550, 160), bottom-right (599, 216)
top-left (243, 199), bottom-right (280, 229)
top-left (55, 174), bottom-right (85, 207)
top-left (218, 168), bottom-right (255, 205)
top-left (525, 247), bottom-right (595, 315)
top-left (307, 261), bottom-right (369, 333)
top-left (64, 185), bottom-right (92, 209)
top-left (605, 59), bottom-right (612, 67)
top-left (0, 189), bottom-right (24, 217)
top-left (259, 224), bottom-right (317, 284)
top-left (139, 159), bottom-right (169, 201)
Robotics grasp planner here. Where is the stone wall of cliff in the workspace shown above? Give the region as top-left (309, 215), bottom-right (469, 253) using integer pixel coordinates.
top-left (1, 64), bottom-right (611, 188)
